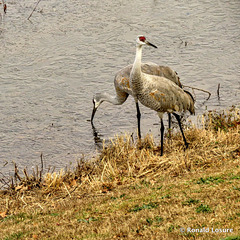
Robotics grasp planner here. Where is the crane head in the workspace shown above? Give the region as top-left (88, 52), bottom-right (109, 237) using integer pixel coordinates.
top-left (91, 94), bottom-right (103, 124)
top-left (91, 99), bottom-right (97, 123)
top-left (136, 35), bottom-right (157, 48)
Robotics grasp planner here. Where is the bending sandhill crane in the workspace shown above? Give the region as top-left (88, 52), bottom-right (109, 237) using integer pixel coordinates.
top-left (91, 63), bottom-right (182, 138)
top-left (130, 35), bottom-right (195, 156)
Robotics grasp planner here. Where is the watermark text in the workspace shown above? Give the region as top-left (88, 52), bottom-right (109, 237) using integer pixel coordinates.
top-left (180, 227), bottom-right (233, 233)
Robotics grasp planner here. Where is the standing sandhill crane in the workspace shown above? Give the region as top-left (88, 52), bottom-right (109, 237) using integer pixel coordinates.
top-left (91, 63), bottom-right (182, 138)
top-left (130, 35), bottom-right (195, 156)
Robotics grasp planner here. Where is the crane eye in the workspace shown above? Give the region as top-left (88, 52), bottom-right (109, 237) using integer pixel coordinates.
top-left (139, 36), bottom-right (146, 42)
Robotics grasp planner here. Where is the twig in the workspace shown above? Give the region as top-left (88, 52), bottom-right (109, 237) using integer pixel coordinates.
top-left (101, 163), bottom-right (107, 182)
top-left (23, 168), bottom-right (30, 181)
top-left (39, 153), bottom-right (44, 182)
top-left (63, 182), bottom-right (72, 198)
top-left (11, 177), bottom-right (14, 189)
top-left (37, 203), bottom-right (43, 210)
top-left (62, 185), bottom-right (79, 199)
top-left (0, 175), bottom-right (10, 189)
top-left (14, 163), bottom-right (22, 182)
top-left (51, 166), bottom-right (56, 174)
top-left (183, 85), bottom-right (211, 100)
top-left (217, 83), bottom-right (220, 99)
top-left (131, 132), bottom-right (134, 144)
top-left (21, 194), bottom-right (27, 206)
top-left (27, 0), bottom-right (42, 20)
top-left (178, 37), bottom-right (188, 47)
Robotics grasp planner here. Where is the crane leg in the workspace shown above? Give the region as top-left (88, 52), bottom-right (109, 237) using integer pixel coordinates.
top-left (168, 113), bottom-right (171, 129)
top-left (160, 118), bottom-right (164, 156)
top-left (136, 102), bottom-right (141, 139)
top-left (167, 113), bottom-right (171, 138)
top-left (172, 113), bottom-right (189, 149)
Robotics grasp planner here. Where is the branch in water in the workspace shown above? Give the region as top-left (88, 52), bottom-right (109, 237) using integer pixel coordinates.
top-left (27, 0), bottom-right (42, 20)
top-left (183, 85), bottom-right (211, 100)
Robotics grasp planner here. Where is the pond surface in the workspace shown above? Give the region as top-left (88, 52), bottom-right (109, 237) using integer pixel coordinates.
top-left (0, 0), bottom-right (239, 176)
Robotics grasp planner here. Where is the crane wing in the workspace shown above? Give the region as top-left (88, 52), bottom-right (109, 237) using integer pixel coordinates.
top-left (140, 74), bottom-right (191, 113)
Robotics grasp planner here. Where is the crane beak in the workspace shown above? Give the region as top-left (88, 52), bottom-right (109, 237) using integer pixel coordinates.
top-left (91, 105), bottom-right (97, 124)
top-left (91, 99), bottom-right (102, 124)
top-left (146, 41), bottom-right (157, 48)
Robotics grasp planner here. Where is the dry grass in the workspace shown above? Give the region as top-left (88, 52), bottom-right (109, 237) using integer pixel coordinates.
top-left (0, 108), bottom-right (240, 240)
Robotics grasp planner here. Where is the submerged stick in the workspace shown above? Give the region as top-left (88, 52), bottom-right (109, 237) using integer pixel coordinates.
top-left (3, 4), bottom-right (7, 14)
top-left (27, 0), bottom-right (42, 20)
top-left (217, 83), bottom-right (220, 99)
top-left (183, 85), bottom-right (211, 100)
top-left (2, 0), bottom-right (6, 14)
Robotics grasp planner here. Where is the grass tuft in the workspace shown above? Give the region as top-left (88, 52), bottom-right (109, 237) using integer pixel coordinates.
top-left (0, 108), bottom-right (239, 239)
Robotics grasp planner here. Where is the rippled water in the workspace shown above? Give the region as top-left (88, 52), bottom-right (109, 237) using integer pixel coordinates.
top-left (0, 0), bottom-right (239, 175)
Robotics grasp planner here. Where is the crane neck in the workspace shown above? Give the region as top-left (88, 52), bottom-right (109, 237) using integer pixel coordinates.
top-left (99, 92), bottom-right (124, 105)
top-left (130, 44), bottom-right (144, 97)
top-left (132, 44), bottom-right (143, 76)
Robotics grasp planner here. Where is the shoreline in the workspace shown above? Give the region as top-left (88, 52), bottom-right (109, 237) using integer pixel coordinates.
top-left (0, 108), bottom-right (239, 239)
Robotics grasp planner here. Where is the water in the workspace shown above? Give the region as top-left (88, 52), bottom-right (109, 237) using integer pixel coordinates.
top-left (0, 0), bottom-right (239, 176)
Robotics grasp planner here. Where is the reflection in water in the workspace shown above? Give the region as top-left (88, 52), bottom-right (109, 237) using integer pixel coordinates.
top-left (91, 122), bottom-right (104, 150)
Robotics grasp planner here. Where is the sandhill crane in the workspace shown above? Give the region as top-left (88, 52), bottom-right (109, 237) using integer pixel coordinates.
top-left (91, 63), bottom-right (182, 138)
top-left (130, 35), bottom-right (195, 156)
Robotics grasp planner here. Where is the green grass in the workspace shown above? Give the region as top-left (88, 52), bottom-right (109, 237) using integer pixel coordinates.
top-left (195, 176), bottom-right (225, 184)
top-left (2, 232), bottom-right (24, 240)
top-left (221, 236), bottom-right (240, 240)
top-left (182, 198), bottom-right (200, 206)
top-left (129, 202), bottom-right (159, 212)
top-left (196, 204), bottom-right (212, 213)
